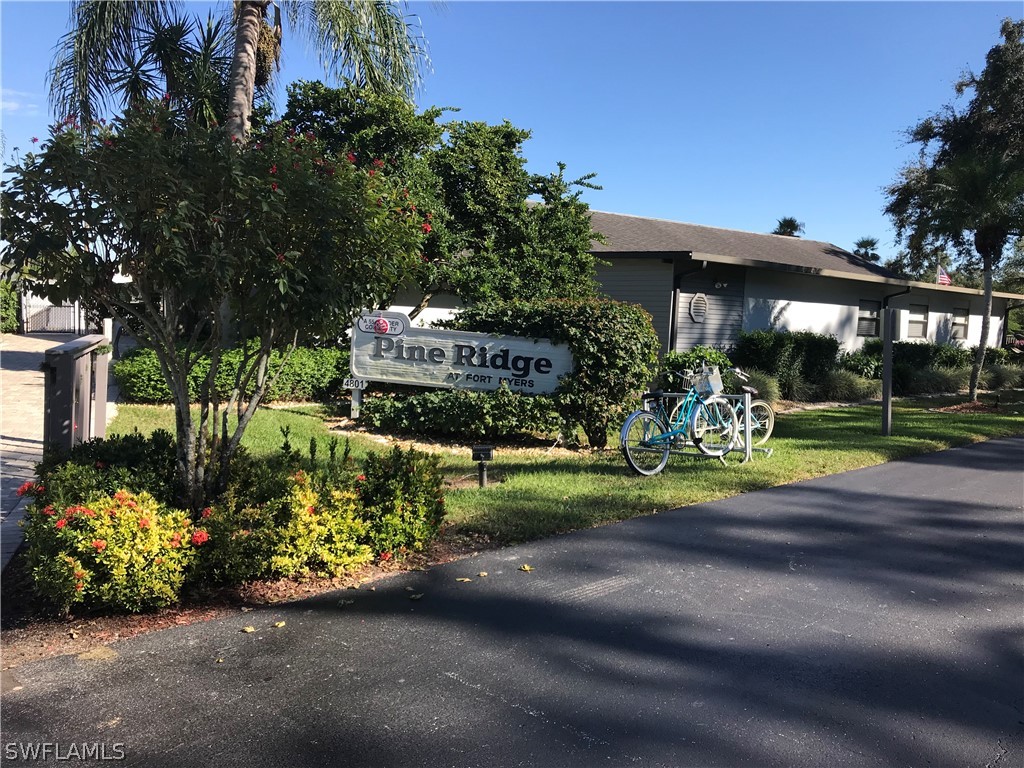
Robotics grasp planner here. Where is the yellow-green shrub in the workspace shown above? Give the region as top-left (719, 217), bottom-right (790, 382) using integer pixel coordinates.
top-left (24, 490), bottom-right (201, 613)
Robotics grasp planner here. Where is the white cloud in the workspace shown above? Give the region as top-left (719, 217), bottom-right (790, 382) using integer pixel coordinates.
top-left (1, 88), bottom-right (42, 116)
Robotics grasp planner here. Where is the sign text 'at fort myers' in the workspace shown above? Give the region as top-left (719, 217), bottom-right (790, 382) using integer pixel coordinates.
top-left (350, 312), bottom-right (573, 394)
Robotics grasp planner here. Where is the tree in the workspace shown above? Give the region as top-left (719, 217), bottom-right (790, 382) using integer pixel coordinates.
top-left (853, 237), bottom-right (881, 262)
top-left (772, 217), bottom-right (805, 237)
top-left (283, 81), bottom-right (604, 316)
top-left (885, 19), bottom-right (1024, 400)
top-left (49, 0), bottom-right (427, 138)
top-left (1, 101), bottom-right (425, 508)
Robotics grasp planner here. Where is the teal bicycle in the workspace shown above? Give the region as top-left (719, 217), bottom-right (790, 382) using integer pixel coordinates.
top-left (619, 365), bottom-right (739, 476)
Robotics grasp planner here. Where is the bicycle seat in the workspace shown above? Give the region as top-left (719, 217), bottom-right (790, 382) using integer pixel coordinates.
top-left (741, 385), bottom-right (759, 396)
top-left (642, 390), bottom-right (665, 400)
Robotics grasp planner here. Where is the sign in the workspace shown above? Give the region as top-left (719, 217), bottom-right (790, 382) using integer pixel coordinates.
top-left (350, 311), bottom-right (573, 394)
top-left (343, 378), bottom-right (368, 390)
top-left (472, 445), bottom-right (494, 462)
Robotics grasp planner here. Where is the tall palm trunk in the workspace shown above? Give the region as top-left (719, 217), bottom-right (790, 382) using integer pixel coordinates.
top-left (225, 0), bottom-right (267, 139)
top-left (968, 227), bottom-right (1006, 401)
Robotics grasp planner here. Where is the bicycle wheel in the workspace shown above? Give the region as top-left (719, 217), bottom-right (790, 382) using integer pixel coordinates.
top-left (621, 411), bottom-right (670, 476)
top-left (738, 400), bottom-right (775, 447)
top-left (690, 396), bottom-right (739, 457)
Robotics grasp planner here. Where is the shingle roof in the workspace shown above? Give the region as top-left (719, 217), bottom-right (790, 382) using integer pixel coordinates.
top-left (589, 210), bottom-right (898, 280)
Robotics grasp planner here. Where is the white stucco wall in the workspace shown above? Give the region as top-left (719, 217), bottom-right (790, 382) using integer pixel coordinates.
top-left (743, 271), bottom-right (1007, 351)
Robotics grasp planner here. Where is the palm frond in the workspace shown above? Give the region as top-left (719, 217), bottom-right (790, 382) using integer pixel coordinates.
top-left (48, 0), bottom-right (178, 123)
top-left (283, 0), bottom-right (428, 98)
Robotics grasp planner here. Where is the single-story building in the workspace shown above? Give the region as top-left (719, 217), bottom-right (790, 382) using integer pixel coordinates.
top-left (590, 210), bottom-right (1023, 354)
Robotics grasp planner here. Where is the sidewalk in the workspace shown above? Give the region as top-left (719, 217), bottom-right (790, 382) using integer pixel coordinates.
top-left (0, 333), bottom-right (118, 572)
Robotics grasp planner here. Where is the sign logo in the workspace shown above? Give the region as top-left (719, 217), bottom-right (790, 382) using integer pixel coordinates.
top-left (356, 314), bottom-right (406, 336)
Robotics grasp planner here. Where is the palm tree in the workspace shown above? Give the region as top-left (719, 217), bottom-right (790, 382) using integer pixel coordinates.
top-left (772, 216), bottom-right (804, 237)
top-left (852, 237), bottom-right (881, 262)
top-left (886, 19), bottom-right (1024, 401)
top-left (49, 0), bottom-right (427, 138)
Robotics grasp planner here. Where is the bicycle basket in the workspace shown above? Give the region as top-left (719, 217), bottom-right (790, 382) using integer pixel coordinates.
top-left (694, 366), bottom-right (723, 395)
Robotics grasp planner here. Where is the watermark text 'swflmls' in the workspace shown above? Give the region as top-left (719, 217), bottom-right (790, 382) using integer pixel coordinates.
top-left (3, 743), bottom-right (126, 761)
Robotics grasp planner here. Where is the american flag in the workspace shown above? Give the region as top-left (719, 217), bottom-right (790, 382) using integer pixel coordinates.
top-left (936, 265), bottom-right (952, 285)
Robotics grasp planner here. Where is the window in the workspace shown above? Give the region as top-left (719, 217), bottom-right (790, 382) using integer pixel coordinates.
top-left (857, 300), bottom-right (880, 337)
top-left (951, 307), bottom-right (969, 340)
top-left (908, 304), bottom-right (929, 339)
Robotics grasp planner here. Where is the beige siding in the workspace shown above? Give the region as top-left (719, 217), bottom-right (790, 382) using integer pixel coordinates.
top-left (595, 259), bottom-right (674, 352)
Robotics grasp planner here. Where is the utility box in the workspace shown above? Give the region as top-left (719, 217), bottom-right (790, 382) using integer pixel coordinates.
top-left (42, 334), bottom-right (110, 453)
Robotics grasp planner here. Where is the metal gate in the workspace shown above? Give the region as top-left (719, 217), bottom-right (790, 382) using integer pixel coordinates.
top-left (22, 292), bottom-right (87, 334)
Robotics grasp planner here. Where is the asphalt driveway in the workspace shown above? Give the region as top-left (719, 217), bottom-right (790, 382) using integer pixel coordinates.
top-left (2, 437), bottom-right (1022, 767)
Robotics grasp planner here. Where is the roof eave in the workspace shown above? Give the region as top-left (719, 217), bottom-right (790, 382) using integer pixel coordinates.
top-left (691, 252), bottom-right (1024, 300)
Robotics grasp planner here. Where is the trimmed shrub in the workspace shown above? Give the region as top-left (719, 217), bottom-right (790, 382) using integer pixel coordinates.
top-left (658, 347), bottom-right (733, 389)
top-left (815, 370), bottom-right (882, 402)
top-left (113, 345), bottom-right (349, 404)
top-left (839, 350), bottom-right (883, 379)
top-left (36, 430), bottom-right (178, 507)
top-left (23, 490), bottom-right (200, 613)
top-left (449, 299), bottom-right (660, 447)
top-left (731, 330), bottom-right (839, 400)
top-left (361, 384), bottom-right (560, 440)
top-left (358, 447), bottom-right (447, 557)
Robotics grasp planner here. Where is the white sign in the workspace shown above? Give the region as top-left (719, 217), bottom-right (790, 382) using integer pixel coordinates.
top-left (350, 311), bottom-right (573, 394)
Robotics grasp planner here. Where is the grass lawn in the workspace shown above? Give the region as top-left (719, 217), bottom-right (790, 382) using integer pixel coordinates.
top-left (109, 392), bottom-right (1024, 546)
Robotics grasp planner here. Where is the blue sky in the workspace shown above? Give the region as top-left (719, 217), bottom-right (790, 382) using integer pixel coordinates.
top-left (1, 1), bottom-right (1020, 262)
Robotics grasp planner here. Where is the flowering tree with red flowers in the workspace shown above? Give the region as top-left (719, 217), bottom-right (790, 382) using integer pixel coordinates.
top-left (1, 99), bottom-right (425, 509)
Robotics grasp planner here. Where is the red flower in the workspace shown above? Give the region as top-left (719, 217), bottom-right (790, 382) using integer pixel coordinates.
top-left (169, 532), bottom-right (182, 548)
top-left (372, 158), bottom-right (384, 168)
top-left (16, 480), bottom-right (34, 497)
top-left (55, 519), bottom-right (67, 529)
top-left (42, 506), bottom-right (55, 516)
top-left (271, 182), bottom-right (278, 191)
top-left (231, 135), bottom-right (239, 143)
top-left (103, 139), bottom-right (113, 147)
top-left (92, 539), bottom-right (107, 552)
top-left (379, 551), bottom-right (392, 561)
top-left (357, 474), bottom-right (366, 482)
top-left (346, 152), bottom-right (357, 164)
top-left (75, 583), bottom-right (84, 592)
top-left (31, 137), bottom-right (38, 144)
top-left (269, 164), bottom-right (277, 174)
top-left (37, 485), bottom-right (45, 494)
top-left (276, 253), bottom-right (285, 264)
top-left (421, 223), bottom-right (432, 234)
top-left (191, 529), bottom-right (210, 546)
top-left (74, 570), bottom-right (86, 580)
top-left (139, 517), bottom-right (151, 529)
top-left (368, 169), bottom-right (376, 177)
top-left (201, 507), bottom-right (212, 519)
top-left (307, 505), bottom-right (316, 515)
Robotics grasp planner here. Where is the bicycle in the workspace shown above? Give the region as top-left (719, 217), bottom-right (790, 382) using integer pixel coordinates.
top-left (619, 365), bottom-right (739, 476)
top-left (668, 367), bottom-right (775, 448)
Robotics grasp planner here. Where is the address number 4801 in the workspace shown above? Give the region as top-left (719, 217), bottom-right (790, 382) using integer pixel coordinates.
top-left (343, 378), bottom-right (368, 390)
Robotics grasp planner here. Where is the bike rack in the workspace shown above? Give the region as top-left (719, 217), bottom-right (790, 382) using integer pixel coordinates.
top-left (654, 392), bottom-right (772, 466)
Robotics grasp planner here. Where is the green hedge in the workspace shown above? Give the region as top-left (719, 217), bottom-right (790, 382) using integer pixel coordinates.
top-left (1, 281), bottom-right (19, 333)
top-left (362, 385), bottom-right (561, 440)
top-left (731, 330), bottom-right (840, 400)
top-left (446, 298), bottom-right (661, 448)
top-left (113, 345), bottom-right (350, 404)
